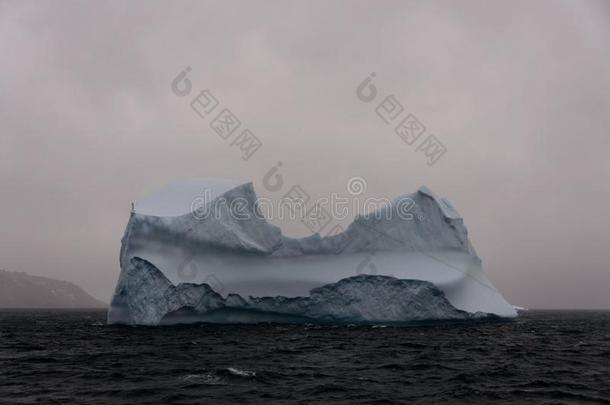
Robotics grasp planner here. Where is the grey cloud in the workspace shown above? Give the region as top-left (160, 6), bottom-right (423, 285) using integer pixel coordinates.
top-left (1, 0), bottom-right (608, 308)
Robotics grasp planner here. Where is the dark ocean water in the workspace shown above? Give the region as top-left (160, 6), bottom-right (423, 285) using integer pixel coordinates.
top-left (0, 310), bottom-right (609, 404)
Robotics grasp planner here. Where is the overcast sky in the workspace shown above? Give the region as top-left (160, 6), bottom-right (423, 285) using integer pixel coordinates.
top-left (1, 0), bottom-right (609, 308)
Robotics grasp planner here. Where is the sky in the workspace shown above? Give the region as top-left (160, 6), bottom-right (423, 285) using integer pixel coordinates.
top-left (1, 0), bottom-right (609, 308)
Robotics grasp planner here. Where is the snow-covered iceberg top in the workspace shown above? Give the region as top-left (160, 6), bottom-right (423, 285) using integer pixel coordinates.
top-left (108, 179), bottom-right (516, 325)
top-left (133, 178), bottom-right (243, 217)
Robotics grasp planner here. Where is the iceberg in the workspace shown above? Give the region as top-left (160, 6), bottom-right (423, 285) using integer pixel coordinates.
top-left (107, 179), bottom-right (516, 325)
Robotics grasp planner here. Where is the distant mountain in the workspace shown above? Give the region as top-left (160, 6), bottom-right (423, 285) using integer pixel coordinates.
top-left (0, 269), bottom-right (106, 308)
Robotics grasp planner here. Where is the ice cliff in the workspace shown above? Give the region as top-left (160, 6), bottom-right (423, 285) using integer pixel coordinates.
top-left (110, 257), bottom-right (488, 325)
top-left (108, 179), bottom-right (516, 325)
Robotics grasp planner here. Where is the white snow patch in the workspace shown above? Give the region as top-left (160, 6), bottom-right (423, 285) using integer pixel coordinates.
top-left (134, 178), bottom-right (244, 217)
